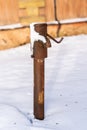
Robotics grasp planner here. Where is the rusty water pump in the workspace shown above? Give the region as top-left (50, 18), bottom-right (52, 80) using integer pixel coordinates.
top-left (30, 23), bottom-right (63, 120)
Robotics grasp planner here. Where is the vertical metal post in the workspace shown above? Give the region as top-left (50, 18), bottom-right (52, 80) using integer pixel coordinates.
top-left (32, 24), bottom-right (48, 120)
top-left (34, 58), bottom-right (44, 119)
top-left (30, 23), bottom-right (62, 120)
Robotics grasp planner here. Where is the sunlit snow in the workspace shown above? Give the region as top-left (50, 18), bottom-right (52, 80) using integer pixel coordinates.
top-left (0, 34), bottom-right (87, 130)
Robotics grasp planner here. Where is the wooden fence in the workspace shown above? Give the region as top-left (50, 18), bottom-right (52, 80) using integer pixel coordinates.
top-left (0, 0), bottom-right (87, 25)
top-left (0, 0), bottom-right (19, 25)
top-left (0, 0), bottom-right (87, 50)
top-left (45, 0), bottom-right (87, 21)
top-left (18, 0), bottom-right (45, 24)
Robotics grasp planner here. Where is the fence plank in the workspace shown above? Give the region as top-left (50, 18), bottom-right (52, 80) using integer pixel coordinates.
top-left (45, 0), bottom-right (87, 21)
top-left (19, 0), bottom-right (45, 8)
top-left (57, 0), bottom-right (87, 20)
top-left (45, 0), bottom-right (55, 21)
top-left (0, 0), bottom-right (19, 25)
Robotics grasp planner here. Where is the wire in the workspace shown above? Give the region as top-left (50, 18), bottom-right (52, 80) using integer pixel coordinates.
top-left (54, 0), bottom-right (61, 37)
top-left (47, 33), bottom-right (63, 44)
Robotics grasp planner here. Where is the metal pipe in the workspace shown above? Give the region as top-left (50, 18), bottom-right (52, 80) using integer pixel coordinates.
top-left (32, 24), bottom-right (48, 120)
top-left (30, 23), bottom-right (63, 120)
top-left (34, 58), bottom-right (44, 119)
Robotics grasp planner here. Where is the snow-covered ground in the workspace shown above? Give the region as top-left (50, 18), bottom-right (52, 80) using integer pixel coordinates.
top-left (0, 34), bottom-right (87, 130)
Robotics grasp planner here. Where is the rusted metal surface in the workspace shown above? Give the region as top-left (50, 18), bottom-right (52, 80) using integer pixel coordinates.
top-left (33, 24), bottom-right (48, 120)
top-left (33, 41), bottom-right (47, 59)
top-left (34, 23), bottom-right (47, 37)
top-left (34, 57), bottom-right (45, 119)
top-left (31, 23), bottom-right (63, 120)
top-left (33, 42), bottom-right (47, 119)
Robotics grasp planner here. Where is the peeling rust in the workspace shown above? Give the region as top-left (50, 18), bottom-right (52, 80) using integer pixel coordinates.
top-left (37, 59), bottom-right (44, 63)
top-left (38, 91), bottom-right (44, 104)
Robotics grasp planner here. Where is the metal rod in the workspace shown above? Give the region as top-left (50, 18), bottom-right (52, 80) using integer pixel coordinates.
top-left (47, 33), bottom-right (63, 43)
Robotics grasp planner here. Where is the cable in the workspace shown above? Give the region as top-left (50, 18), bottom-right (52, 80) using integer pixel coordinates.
top-left (54, 0), bottom-right (61, 37)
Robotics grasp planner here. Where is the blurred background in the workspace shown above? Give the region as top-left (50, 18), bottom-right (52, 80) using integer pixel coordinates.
top-left (0, 0), bottom-right (87, 49)
top-left (0, 0), bottom-right (87, 25)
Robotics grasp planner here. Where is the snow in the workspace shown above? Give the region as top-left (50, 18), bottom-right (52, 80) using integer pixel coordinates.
top-left (47, 17), bottom-right (87, 24)
top-left (30, 23), bottom-right (46, 51)
top-left (0, 23), bottom-right (24, 30)
top-left (0, 34), bottom-right (87, 130)
top-left (0, 17), bottom-right (87, 30)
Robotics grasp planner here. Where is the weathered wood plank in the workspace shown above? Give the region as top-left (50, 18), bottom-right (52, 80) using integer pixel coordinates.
top-left (0, 0), bottom-right (19, 25)
top-left (0, 27), bottom-right (30, 50)
top-left (45, 0), bottom-right (87, 21)
top-left (57, 0), bottom-right (87, 20)
top-left (39, 7), bottom-right (45, 16)
top-left (0, 21), bottom-right (87, 50)
top-left (20, 16), bottom-right (45, 24)
top-left (19, 8), bottom-right (28, 18)
top-left (45, 0), bottom-right (55, 21)
top-left (26, 7), bottom-right (39, 16)
top-left (19, 0), bottom-right (45, 8)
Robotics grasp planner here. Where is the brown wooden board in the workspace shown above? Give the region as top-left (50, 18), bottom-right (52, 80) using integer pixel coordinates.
top-left (45, 0), bottom-right (87, 21)
top-left (0, 0), bottom-right (19, 25)
top-left (45, 0), bottom-right (55, 21)
top-left (57, 0), bottom-right (87, 20)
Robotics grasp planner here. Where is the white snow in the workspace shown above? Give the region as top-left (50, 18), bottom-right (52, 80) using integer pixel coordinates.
top-left (0, 23), bottom-right (24, 30)
top-left (0, 34), bottom-right (87, 130)
top-left (30, 23), bottom-right (46, 51)
top-left (47, 17), bottom-right (87, 24)
top-left (0, 18), bottom-right (87, 30)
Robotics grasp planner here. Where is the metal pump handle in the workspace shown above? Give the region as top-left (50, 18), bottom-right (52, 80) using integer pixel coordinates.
top-left (47, 33), bottom-right (63, 44)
